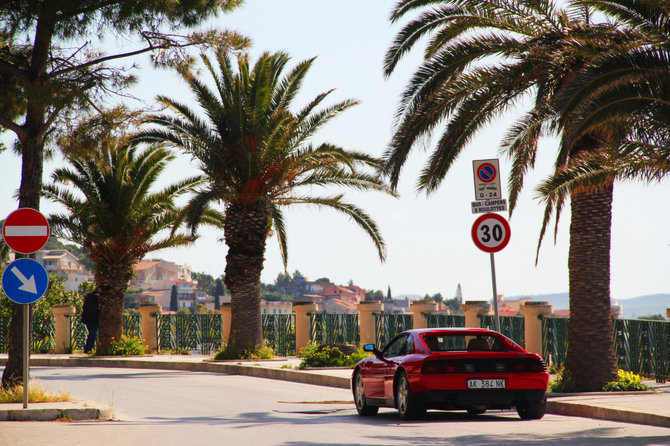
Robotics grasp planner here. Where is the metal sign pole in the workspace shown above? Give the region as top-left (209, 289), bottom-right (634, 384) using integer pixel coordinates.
top-left (489, 253), bottom-right (501, 332)
top-left (23, 304), bottom-right (29, 408)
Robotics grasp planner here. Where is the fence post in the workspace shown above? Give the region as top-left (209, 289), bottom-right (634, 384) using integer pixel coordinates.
top-left (357, 301), bottom-right (383, 346)
top-left (220, 303), bottom-right (232, 345)
top-left (521, 301), bottom-right (553, 357)
top-left (52, 305), bottom-right (76, 353)
top-left (462, 301), bottom-right (490, 328)
top-left (139, 303), bottom-right (161, 353)
top-left (410, 300), bottom-right (438, 329)
top-left (294, 302), bottom-right (318, 355)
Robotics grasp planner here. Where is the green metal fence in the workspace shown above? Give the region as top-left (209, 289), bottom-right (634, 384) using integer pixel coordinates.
top-left (374, 313), bottom-right (413, 348)
top-left (0, 314), bottom-right (56, 353)
top-left (614, 319), bottom-right (670, 381)
top-left (541, 316), bottom-right (569, 369)
top-left (66, 311), bottom-right (143, 352)
top-left (0, 316), bottom-right (9, 353)
top-left (31, 314), bottom-right (55, 353)
top-left (310, 313), bottom-right (360, 346)
top-left (263, 314), bottom-right (295, 356)
top-left (542, 317), bottom-right (670, 380)
top-left (155, 313), bottom-right (222, 354)
top-left (428, 314), bottom-right (465, 328)
top-left (479, 315), bottom-right (525, 347)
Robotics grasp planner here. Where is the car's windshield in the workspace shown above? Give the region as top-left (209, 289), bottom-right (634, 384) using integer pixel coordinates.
top-left (421, 334), bottom-right (507, 352)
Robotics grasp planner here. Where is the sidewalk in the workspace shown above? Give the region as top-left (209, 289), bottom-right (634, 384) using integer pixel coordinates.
top-left (1, 353), bottom-right (669, 428)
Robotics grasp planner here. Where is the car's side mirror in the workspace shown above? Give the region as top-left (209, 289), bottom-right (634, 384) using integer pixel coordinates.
top-left (364, 343), bottom-right (382, 357)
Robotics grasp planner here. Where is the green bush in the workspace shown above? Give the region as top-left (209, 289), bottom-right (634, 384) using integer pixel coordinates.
top-left (603, 370), bottom-right (651, 392)
top-left (101, 335), bottom-right (147, 356)
top-left (298, 343), bottom-right (371, 369)
top-left (548, 366), bottom-right (578, 393)
top-left (213, 343), bottom-right (274, 360)
top-left (549, 368), bottom-right (651, 392)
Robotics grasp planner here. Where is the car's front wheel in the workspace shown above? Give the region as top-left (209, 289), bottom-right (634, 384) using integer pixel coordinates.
top-left (353, 369), bottom-right (378, 416)
top-left (516, 397), bottom-right (546, 420)
top-left (395, 371), bottom-right (426, 420)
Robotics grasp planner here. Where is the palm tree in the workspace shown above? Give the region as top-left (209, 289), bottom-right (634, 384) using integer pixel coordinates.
top-left (44, 135), bottom-right (201, 354)
top-left (136, 50), bottom-right (393, 354)
top-left (536, 0), bottom-right (670, 194)
top-left (383, 0), bottom-right (647, 390)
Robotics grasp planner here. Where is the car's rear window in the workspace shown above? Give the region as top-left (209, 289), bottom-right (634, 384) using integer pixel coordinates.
top-left (421, 334), bottom-right (508, 352)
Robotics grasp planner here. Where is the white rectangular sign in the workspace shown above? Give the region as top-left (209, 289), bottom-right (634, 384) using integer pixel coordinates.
top-left (471, 199), bottom-right (508, 214)
top-left (473, 159), bottom-right (502, 201)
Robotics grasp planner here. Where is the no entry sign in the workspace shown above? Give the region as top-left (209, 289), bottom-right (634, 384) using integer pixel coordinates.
top-left (2, 208), bottom-right (50, 254)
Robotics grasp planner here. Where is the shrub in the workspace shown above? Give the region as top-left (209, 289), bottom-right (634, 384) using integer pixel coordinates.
top-left (213, 343), bottom-right (274, 360)
top-left (548, 367), bottom-right (578, 393)
top-left (298, 343), bottom-right (371, 369)
top-left (101, 335), bottom-right (147, 356)
top-left (549, 367), bottom-right (651, 392)
top-left (603, 370), bottom-right (651, 392)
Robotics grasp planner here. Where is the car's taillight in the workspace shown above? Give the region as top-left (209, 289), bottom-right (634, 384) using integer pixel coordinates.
top-left (422, 361), bottom-right (463, 374)
top-left (512, 359), bottom-right (546, 372)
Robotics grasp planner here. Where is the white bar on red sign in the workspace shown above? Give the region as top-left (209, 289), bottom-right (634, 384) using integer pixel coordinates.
top-left (4, 226), bottom-right (49, 236)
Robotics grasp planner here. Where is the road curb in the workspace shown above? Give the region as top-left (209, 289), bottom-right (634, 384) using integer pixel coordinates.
top-left (0, 403), bottom-right (113, 421)
top-left (546, 400), bottom-right (670, 428)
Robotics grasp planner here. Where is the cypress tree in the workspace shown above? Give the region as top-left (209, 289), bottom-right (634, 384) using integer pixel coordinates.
top-left (170, 284), bottom-right (179, 312)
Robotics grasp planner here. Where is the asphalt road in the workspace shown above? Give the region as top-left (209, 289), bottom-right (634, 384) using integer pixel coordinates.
top-left (1, 367), bottom-right (669, 446)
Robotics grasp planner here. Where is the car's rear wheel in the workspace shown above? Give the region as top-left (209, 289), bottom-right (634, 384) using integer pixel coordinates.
top-left (516, 397), bottom-right (546, 420)
top-left (395, 371), bottom-right (426, 420)
top-left (353, 369), bottom-right (378, 416)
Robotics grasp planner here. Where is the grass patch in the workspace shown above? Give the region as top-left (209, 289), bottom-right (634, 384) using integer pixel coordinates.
top-left (0, 382), bottom-right (70, 404)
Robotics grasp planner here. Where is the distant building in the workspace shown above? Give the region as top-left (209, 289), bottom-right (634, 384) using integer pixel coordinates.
top-left (262, 301), bottom-right (292, 315)
top-left (131, 259), bottom-right (202, 310)
top-left (36, 249), bottom-right (91, 292)
top-left (131, 260), bottom-right (180, 290)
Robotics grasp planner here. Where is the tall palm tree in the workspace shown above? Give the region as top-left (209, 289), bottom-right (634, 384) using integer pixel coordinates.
top-left (136, 50), bottom-right (393, 354)
top-left (383, 0), bottom-right (646, 390)
top-left (44, 138), bottom-right (201, 354)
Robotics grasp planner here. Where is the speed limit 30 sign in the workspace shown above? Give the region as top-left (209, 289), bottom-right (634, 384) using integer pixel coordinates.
top-left (471, 213), bottom-right (511, 253)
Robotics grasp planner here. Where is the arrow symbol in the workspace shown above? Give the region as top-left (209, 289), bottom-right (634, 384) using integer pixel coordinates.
top-left (11, 266), bottom-right (37, 294)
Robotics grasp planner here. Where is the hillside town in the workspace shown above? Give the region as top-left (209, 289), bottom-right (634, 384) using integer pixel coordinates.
top-left (16, 246), bottom-right (632, 319)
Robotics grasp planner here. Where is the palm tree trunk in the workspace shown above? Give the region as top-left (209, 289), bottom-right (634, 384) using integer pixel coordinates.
top-left (565, 181), bottom-right (618, 391)
top-left (224, 201), bottom-right (269, 354)
top-left (94, 264), bottom-right (134, 355)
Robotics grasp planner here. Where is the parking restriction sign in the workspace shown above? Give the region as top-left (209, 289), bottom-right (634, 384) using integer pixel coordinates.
top-left (473, 159), bottom-right (502, 201)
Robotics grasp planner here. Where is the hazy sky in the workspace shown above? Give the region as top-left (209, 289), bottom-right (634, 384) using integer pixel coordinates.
top-left (1, 1), bottom-right (669, 302)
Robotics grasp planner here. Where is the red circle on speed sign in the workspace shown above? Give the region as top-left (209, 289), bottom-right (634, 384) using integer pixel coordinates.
top-left (471, 213), bottom-right (510, 253)
top-left (2, 208), bottom-right (50, 254)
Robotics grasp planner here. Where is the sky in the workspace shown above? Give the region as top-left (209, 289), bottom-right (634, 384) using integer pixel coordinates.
top-left (1, 1), bottom-right (669, 302)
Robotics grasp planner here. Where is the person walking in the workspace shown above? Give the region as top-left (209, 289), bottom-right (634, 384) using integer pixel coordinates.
top-left (81, 291), bottom-right (100, 354)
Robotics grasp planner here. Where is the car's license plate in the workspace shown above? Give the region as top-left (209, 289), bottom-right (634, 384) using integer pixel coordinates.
top-left (467, 378), bottom-right (506, 389)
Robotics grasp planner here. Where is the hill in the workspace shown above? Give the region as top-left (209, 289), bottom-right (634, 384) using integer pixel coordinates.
top-left (504, 292), bottom-right (669, 319)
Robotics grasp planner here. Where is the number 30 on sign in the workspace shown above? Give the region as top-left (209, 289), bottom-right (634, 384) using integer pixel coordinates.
top-left (471, 213), bottom-right (511, 253)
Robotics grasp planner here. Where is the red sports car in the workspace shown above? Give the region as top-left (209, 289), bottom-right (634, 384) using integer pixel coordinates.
top-left (352, 328), bottom-right (549, 420)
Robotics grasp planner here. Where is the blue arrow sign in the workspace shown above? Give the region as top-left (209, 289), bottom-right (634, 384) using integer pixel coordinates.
top-left (2, 258), bottom-right (49, 304)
